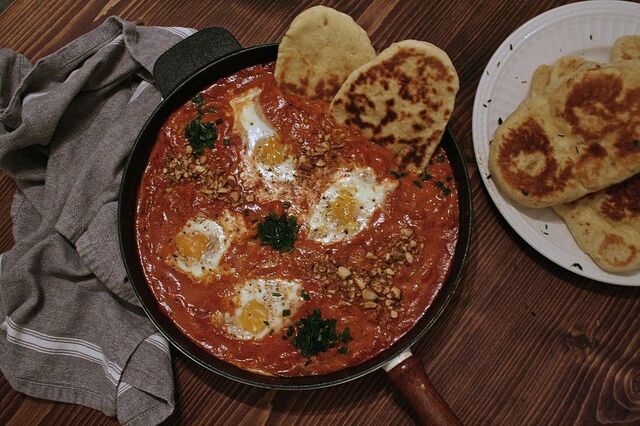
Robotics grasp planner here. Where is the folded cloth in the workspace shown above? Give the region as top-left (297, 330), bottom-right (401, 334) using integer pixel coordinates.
top-left (0, 17), bottom-right (197, 425)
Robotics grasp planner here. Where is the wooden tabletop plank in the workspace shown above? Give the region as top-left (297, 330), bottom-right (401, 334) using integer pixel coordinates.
top-left (1, 0), bottom-right (639, 424)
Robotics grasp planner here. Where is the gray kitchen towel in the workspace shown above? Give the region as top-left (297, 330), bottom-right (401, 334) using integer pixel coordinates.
top-left (0, 17), bottom-right (197, 424)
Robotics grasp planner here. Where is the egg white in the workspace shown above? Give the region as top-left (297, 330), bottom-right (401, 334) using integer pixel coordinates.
top-left (223, 278), bottom-right (303, 340)
top-left (229, 87), bottom-right (297, 184)
top-left (172, 211), bottom-right (246, 278)
top-left (307, 167), bottom-right (398, 244)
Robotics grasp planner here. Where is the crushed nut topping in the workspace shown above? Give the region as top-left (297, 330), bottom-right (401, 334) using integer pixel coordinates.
top-left (161, 147), bottom-right (245, 205)
top-left (307, 227), bottom-right (422, 319)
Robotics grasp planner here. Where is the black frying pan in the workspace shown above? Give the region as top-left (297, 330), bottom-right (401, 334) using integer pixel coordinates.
top-left (119, 28), bottom-right (472, 425)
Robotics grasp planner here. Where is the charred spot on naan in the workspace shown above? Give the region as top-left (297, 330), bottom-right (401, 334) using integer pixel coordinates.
top-left (597, 233), bottom-right (639, 270)
top-left (600, 174), bottom-right (640, 222)
top-left (496, 118), bottom-right (574, 198)
top-left (563, 71), bottom-right (628, 140)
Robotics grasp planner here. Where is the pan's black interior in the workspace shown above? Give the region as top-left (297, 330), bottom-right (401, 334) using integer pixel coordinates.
top-left (119, 40), bottom-right (472, 389)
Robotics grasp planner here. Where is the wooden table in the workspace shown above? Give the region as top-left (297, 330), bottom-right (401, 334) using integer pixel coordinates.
top-left (1, 0), bottom-right (639, 424)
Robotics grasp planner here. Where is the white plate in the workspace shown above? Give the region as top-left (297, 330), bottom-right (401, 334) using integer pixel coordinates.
top-left (472, 1), bottom-right (640, 286)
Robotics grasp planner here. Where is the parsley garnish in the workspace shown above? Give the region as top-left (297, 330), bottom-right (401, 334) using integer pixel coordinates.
top-left (185, 116), bottom-right (217, 156)
top-left (290, 309), bottom-right (351, 362)
top-left (257, 213), bottom-right (298, 252)
top-left (191, 93), bottom-right (204, 107)
top-left (283, 309), bottom-right (291, 317)
top-left (338, 346), bottom-right (348, 354)
top-left (301, 290), bottom-right (311, 301)
top-left (412, 180), bottom-right (423, 188)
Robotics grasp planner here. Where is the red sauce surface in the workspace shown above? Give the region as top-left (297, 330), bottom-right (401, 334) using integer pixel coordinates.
top-left (136, 63), bottom-right (459, 376)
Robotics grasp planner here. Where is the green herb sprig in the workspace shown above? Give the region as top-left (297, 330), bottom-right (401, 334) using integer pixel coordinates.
top-left (257, 213), bottom-right (298, 252)
top-left (286, 309), bottom-right (351, 363)
top-left (185, 116), bottom-right (218, 156)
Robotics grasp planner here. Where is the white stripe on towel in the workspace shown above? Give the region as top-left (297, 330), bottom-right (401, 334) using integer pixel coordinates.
top-left (129, 80), bottom-right (151, 103)
top-left (144, 332), bottom-right (171, 357)
top-left (4, 316), bottom-right (122, 385)
top-left (162, 27), bottom-right (197, 39)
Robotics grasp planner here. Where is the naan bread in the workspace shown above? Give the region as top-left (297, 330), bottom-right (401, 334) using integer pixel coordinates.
top-left (530, 57), bottom-right (591, 97)
top-left (612, 35), bottom-right (640, 62)
top-left (275, 6), bottom-right (375, 100)
top-left (553, 174), bottom-right (640, 272)
top-left (489, 59), bottom-right (640, 207)
top-left (329, 40), bottom-right (459, 169)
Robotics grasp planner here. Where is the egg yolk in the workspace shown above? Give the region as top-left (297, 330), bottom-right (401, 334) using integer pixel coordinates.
top-left (329, 190), bottom-right (358, 230)
top-left (254, 136), bottom-right (288, 166)
top-left (239, 300), bottom-right (269, 333)
top-left (175, 232), bottom-right (210, 260)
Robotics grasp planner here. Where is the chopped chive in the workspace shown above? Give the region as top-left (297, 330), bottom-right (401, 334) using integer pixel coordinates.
top-left (263, 320), bottom-right (270, 326)
top-left (498, 117), bottom-right (503, 125)
top-left (191, 93), bottom-right (204, 106)
top-left (412, 180), bottom-right (423, 188)
top-left (338, 346), bottom-right (348, 354)
top-left (571, 263), bottom-right (583, 271)
top-left (283, 309), bottom-right (291, 317)
top-left (272, 292), bottom-right (282, 297)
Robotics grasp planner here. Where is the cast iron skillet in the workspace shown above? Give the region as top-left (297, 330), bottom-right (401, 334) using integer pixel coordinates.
top-left (119, 28), bottom-right (472, 425)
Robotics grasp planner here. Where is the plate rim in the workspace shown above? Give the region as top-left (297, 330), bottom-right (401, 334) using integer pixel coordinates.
top-left (472, 0), bottom-right (640, 286)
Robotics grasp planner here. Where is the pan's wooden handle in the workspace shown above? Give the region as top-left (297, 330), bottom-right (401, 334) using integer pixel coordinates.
top-left (385, 352), bottom-right (462, 426)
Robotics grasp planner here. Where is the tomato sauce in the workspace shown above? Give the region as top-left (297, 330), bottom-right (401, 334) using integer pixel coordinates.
top-left (136, 63), bottom-right (459, 376)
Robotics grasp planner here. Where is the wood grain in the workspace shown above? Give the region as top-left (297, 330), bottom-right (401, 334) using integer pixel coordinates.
top-left (1, 0), bottom-right (639, 424)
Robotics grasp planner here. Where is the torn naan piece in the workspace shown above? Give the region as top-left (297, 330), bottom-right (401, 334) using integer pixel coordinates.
top-left (553, 174), bottom-right (640, 272)
top-left (275, 6), bottom-right (376, 100)
top-left (329, 40), bottom-right (459, 170)
top-left (489, 59), bottom-right (640, 208)
top-left (612, 35), bottom-right (640, 62)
